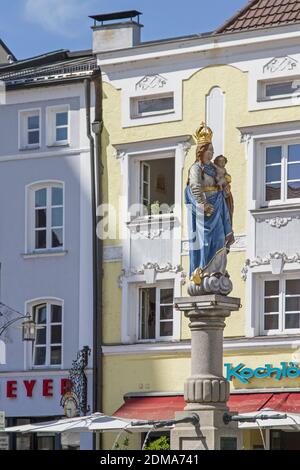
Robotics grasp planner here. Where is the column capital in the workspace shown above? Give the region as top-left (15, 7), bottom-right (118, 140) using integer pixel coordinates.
top-left (175, 295), bottom-right (241, 314)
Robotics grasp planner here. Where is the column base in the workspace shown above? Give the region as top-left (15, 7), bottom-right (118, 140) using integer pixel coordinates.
top-left (171, 410), bottom-right (242, 451)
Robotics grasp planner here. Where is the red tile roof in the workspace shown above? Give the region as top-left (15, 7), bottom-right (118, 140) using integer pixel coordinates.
top-left (215, 0), bottom-right (300, 34)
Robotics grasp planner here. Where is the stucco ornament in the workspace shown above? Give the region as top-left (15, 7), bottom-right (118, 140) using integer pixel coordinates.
top-left (185, 123), bottom-right (234, 296)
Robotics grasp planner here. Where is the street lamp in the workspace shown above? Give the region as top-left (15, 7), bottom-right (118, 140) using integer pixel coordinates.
top-left (0, 302), bottom-right (36, 342)
top-left (22, 318), bottom-right (36, 342)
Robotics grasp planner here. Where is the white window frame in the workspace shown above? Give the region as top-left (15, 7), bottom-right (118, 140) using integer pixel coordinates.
top-left (129, 151), bottom-right (176, 221)
top-left (46, 105), bottom-right (70, 147)
top-left (136, 282), bottom-right (175, 343)
top-left (26, 181), bottom-right (65, 254)
top-left (260, 273), bottom-right (300, 336)
top-left (130, 93), bottom-right (175, 119)
top-left (261, 139), bottom-right (300, 207)
top-left (19, 108), bottom-right (41, 150)
top-left (140, 161), bottom-right (150, 208)
top-left (27, 298), bottom-right (64, 369)
top-left (258, 77), bottom-right (300, 102)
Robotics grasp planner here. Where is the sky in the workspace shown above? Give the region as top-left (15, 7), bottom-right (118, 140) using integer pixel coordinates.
top-left (1, 0), bottom-right (248, 60)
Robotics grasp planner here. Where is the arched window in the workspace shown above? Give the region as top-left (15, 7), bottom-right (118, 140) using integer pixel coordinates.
top-left (27, 182), bottom-right (64, 252)
top-left (28, 299), bottom-right (63, 367)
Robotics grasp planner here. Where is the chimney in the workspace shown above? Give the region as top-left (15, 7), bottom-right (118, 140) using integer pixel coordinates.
top-left (90, 10), bottom-right (143, 54)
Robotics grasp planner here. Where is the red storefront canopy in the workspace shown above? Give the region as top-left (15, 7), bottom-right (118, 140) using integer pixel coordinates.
top-left (114, 393), bottom-right (300, 420)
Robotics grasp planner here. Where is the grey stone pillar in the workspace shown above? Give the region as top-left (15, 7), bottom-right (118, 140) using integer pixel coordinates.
top-left (171, 295), bottom-right (242, 451)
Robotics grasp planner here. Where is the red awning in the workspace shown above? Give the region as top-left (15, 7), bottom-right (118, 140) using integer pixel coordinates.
top-left (115, 396), bottom-right (185, 421)
top-left (228, 393), bottom-right (273, 413)
top-left (266, 393), bottom-right (300, 413)
top-left (114, 393), bottom-right (300, 420)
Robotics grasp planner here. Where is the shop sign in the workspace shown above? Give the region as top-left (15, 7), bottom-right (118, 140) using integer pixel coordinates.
top-left (0, 411), bottom-right (4, 430)
top-left (0, 435), bottom-right (9, 451)
top-left (61, 392), bottom-right (79, 418)
top-left (225, 362), bottom-right (300, 384)
top-left (0, 378), bottom-right (71, 399)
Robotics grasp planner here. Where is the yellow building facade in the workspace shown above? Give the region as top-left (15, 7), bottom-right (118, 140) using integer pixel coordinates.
top-left (94, 5), bottom-right (300, 450)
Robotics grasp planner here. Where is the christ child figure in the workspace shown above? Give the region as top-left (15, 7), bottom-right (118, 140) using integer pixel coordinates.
top-left (214, 155), bottom-right (234, 225)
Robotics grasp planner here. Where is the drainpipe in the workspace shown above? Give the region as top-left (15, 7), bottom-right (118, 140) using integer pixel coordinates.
top-left (91, 69), bottom-right (104, 419)
top-left (84, 69), bottom-right (103, 430)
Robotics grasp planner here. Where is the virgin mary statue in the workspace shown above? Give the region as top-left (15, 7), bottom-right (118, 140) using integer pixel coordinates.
top-left (185, 123), bottom-right (235, 296)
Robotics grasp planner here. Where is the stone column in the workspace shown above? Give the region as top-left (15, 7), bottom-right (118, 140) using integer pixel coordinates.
top-left (171, 295), bottom-right (242, 451)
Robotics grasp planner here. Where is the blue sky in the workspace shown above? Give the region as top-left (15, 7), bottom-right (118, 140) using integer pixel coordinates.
top-left (1, 0), bottom-right (247, 59)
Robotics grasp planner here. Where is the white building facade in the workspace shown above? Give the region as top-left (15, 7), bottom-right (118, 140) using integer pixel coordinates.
top-left (0, 50), bottom-right (97, 450)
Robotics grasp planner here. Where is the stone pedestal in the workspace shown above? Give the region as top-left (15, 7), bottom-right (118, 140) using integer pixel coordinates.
top-left (171, 295), bottom-right (242, 450)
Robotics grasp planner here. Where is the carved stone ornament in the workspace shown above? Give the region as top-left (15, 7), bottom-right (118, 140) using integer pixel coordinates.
top-left (178, 141), bottom-right (192, 156)
top-left (263, 56), bottom-right (298, 74)
top-left (115, 149), bottom-right (127, 161)
top-left (136, 262), bottom-right (184, 275)
top-left (257, 216), bottom-right (300, 228)
top-left (135, 74), bottom-right (167, 91)
top-left (241, 252), bottom-right (300, 281)
top-left (240, 133), bottom-right (252, 144)
top-left (134, 229), bottom-right (164, 240)
top-left (118, 263), bottom-right (186, 287)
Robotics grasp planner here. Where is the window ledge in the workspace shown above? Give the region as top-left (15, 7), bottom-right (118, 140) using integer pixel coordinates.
top-left (19, 145), bottom-right (41, 151)
top-left (257, 95), bottom-right (299, 103)
top-left (47, 143), bottom-right (70, 148)
top-left (128, 213), bottom-right (178, 227)
top-left (251, 204), bottom-right (300, 215)
top-left (22, 250), bottom-right (68, 259)
top-left (31, 366), bottom-right (63, 370)
top-left (131, 109), bottom-right (175, 119)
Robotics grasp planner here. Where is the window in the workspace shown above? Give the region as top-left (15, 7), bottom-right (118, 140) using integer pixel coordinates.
top-left (47, 106), bottom-right (69, 146)
top-left (264, 143), bottom-right (300, 204)
top-left (260, 79), bottom-right (300, 100)
top-left (28, 183), bottom-right (64, 252)
top-left (135, 156), bottom-right (175, 217)
top-left (131, 93), bottom-right (174, 118)
top-left (19, 110), bottom-right (40, 149)
top-left (55, 111), bottom-right (68, 142)
top-left (141, 162), bottom-right (150, 208)
top-left (139, 287), bottom-right (174, 341)
top-left (262, 278), bottom-right (300, 334)
top-left (32, 301), bottom-right (62, 367)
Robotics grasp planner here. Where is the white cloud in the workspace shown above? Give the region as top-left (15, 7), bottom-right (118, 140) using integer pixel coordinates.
top-left (24, 0), bottom-right (95, 36)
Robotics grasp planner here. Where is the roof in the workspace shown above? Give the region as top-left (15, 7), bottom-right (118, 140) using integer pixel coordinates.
top-left (0, 50), bottom-right (98, 88)
top-left (0, 50), bottom-right (69, 73)
top-left (0, 39), bottom-right (16, 62)
top-left (215, 0), bottom-right (300, 34)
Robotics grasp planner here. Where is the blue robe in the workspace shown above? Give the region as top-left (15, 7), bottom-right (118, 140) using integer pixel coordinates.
top-left (185, 175), bottom-right (233, 277)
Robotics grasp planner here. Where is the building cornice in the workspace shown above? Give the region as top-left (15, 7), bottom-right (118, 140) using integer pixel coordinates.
top-left (102, 336), bottom-right (300, 356)
top-left (0, 369), bottom-right (93, 377)
top-left (0, 148), bottom-right (89, 163)
top-left (112, 135), bottom-right (192, 153)
top-left (97, 23), bottom-right (300, 69)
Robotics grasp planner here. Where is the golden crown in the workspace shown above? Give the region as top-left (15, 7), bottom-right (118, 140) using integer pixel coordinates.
top-left (194, 122), bottom-right (213, 145)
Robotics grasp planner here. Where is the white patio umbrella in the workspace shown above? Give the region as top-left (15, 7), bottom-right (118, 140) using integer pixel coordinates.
top-left (4, 413), bottom-right (139, 434)
top-left (237, 408), bottom-right (300, 430)
top-left (4, 413), bottom-right (155, 434)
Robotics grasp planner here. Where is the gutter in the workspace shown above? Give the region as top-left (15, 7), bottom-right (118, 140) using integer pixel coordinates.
top-left (84, 69), bottom-right (103, 422)
top-left (92, 69), bottom-right (104, 421)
